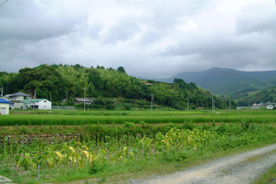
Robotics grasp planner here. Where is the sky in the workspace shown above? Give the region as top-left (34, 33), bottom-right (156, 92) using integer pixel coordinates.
top-left (0, 0), bottom-right (275, 79)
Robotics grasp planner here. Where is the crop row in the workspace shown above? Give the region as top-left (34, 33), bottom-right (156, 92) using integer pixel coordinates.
top-left (1, 114), bottom-right (276, 126)
top-left (1, 123), bottom-right (276, 183)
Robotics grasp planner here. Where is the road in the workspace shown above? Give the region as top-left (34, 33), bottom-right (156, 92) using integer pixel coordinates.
top-left (132, 144), bottom-right (276, 184)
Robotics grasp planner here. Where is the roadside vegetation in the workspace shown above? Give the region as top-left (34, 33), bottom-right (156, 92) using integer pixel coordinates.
top-left (253, 164), bottom-right (276, 184)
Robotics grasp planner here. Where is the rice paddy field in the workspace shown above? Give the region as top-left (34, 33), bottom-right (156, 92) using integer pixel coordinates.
top-left (1, 109), bottom-right (276, 126)
top-left (0, 109), bottom-right (276, 183)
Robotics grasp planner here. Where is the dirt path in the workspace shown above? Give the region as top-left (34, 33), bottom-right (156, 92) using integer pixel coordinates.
top-left (131, 144), bottom-right (276, 184)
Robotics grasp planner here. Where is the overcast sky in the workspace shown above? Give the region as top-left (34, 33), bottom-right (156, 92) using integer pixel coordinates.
top-left (0, 0), bottom-right (275, 79)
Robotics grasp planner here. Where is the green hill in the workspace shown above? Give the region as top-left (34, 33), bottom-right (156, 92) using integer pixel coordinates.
top-left (0, 64), bottom-right (230, 110)
top-left (236, 87), bottom-right (276, 106)
top-left (160, 67), bottom-right (276, 100)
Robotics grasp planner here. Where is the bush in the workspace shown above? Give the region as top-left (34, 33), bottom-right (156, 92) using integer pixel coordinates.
top-left (89, 160), bottom-right (109, 174)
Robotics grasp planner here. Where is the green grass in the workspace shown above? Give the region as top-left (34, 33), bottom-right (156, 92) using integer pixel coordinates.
top-left (253, 164), bottom-right (276, 184)
top-left (1, 109), bottom-right (276, 183)
top-left (1, 122), bottom-right (276, 184)
top-left (1, 109), bottom-right (276, 126)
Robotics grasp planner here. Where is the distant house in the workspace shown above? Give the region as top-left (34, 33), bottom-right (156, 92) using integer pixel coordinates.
top-left (251, 103), bottom-right (260, 109)
top-left (4, 92), bottom-right (31, 102)
top-left (0, 98), bottom-right (11, 114)
top-left (74, 98), bottom-right (92, 104)
top-left (22, 99), bottom-right (52, 110)
top-left (267, 105), bottom-right (274, 110)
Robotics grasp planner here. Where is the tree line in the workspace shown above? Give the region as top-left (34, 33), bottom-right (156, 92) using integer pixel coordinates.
top-left (0, 64), bottom-right (233, 110)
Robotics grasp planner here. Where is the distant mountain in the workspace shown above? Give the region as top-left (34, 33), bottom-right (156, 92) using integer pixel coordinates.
top-left (160, 67), bottom-right (276, 99)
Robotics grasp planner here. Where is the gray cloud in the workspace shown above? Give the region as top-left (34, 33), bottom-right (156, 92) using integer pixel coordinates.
top-left (0, 0), bottom-right (275, 79)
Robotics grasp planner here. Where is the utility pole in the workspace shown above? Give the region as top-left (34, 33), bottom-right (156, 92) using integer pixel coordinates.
top-left (187, 97), bottom-right (189, 110)
top-left (34, 89), bottom-right (36, 99)
top-left (229, 99), bottom-right (232, 109)
top-left (84, 87), bottom-right (86, 111)
top-left (1, 86), bottom-right (3, 97)
top-left (66, 92), bottom-right (68, 101)
top-left (212, 94), bottom-right (215, 111)
top-left (151, 94), bottom-right (153, 112)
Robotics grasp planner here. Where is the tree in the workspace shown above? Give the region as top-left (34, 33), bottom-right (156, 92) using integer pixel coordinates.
top-left (116, 66), bottom-right (126, 74)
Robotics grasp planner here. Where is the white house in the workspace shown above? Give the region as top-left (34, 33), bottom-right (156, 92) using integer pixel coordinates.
top-left (5, 92), bottom-right (31, 109)
top-left (267, 105), bottom-right (274, 110)
top-left (0, 98), bottom-right (11, 115)
top-left (4, 92), bottom-right (31, 102)
top-left (22, 99), bottom-right (52, 110)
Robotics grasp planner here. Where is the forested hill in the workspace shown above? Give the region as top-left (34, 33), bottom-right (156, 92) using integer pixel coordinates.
top-left (236, 87), bottom-right (276, 106)
top-left (160, 67), bottom-right (276, 100)
top-left (0, 64), bottom-right (230, 110)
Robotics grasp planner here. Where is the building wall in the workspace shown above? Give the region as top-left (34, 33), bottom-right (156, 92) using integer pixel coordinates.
top-left (0, 103), bottom-right (10, 115)
top-left (14, 103), bottom-right (24, 109)
top-left (38, 100), bottom-right (52, 110)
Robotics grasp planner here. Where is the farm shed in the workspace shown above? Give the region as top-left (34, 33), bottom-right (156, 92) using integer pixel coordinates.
top-left (74, 98), bottom-right (92, 104)
top-left (22, 99), bottom-right (52, 110)
top-left (267, 105), bottom-right (274, 110)
top-left (0, 98), bottom-right (11, 115)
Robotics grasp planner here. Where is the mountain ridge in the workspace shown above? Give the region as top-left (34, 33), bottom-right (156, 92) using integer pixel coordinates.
top-left (159, 67), bottom-right (276, 100)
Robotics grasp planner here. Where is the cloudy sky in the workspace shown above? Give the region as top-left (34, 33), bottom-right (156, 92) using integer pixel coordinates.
top-left (0, 0), bottom-right (275, 79)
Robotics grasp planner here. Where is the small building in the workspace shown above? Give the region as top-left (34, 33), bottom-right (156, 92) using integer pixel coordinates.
top-left (267, 105), bottom-right (274, 110)
top-left (22, 99), bottom-right (52, 110)
top-left (0, 98), bottom-right (11, 115)
top-left (5, 92), bottom-right (31, 109)
top-left (74, 98), bottom-right (92, 104)
top-left (251, 103), bottom-right (260, 109)
top-left (4, 92), bottom-right (31, 102)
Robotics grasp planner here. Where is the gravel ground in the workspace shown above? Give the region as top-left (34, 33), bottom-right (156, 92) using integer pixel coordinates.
top-left (131, 143), bottom-right (276, 184)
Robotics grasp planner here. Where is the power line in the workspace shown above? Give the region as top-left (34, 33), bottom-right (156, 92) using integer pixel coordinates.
top-left (0, 0), bottom-right (8, 8)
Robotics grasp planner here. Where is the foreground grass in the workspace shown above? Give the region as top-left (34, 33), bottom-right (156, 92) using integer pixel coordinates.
top-left (1, 141), bottom-right (275, 184)
top-left (253, 164), bottom-right (276, 184)
top-left (1, 122), bottom-right (276, 184)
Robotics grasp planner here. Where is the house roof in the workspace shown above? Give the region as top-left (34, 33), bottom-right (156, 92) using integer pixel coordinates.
top-left (74, 98), bottom-right (91, 102)
top-left (5, 92), bottom-right (31, 97)
top-left (22, 99), bottom-right (49, 103)
top-left (0, 98), bottom-right (11, 104)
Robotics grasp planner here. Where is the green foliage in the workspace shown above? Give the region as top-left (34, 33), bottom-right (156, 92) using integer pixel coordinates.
top-left (0, 64), bottom-right (229, 109)
top-left (116, 66), bottom-right (126, 74)
top-left (1, 123), bottom-right (276, 183)
top-left (237, 86), bottom-right (276, 106)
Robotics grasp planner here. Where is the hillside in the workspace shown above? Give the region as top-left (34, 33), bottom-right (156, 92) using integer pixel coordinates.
top-left (0, 64), bottom-right (230, 110)
top-left (236, 87), bottom-right (276, 106)
top-left (160, 67), bottom-right (276, 99)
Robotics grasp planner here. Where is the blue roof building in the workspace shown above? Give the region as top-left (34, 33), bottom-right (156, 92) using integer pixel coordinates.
top-left (0, 98), bottom-right (11, 115)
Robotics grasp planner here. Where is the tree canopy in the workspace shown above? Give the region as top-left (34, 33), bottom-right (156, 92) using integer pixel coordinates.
top-left (0, 64), bottom-right (229, 109)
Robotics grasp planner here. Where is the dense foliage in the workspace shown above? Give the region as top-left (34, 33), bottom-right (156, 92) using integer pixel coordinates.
top-left (0, 64), bottom-right (230, 109)
top-left (1, 123), bottom-right (275, 183)
top-left (237, 87), bottom-right (276, 106)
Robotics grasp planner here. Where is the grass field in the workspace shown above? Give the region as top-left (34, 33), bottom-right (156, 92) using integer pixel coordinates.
top-left (0, 109), bottom-right (276, 183)
top-left (1, 109), bottom-right (276, 126)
